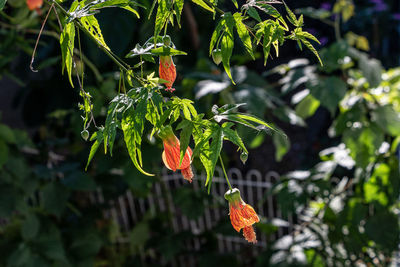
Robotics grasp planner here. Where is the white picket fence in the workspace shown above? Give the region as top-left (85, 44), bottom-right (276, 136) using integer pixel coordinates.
top-left (89, 166), bottom-right (294, 257)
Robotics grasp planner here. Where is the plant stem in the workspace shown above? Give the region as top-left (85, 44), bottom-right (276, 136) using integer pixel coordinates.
top-left (334, 13), bottom-right (341, 41)
top-left (219, 155), bottom-right (232, 190)
top-left (140, 55), bottom-right (143, 78)
top-left (50, 0), bottom-right (130, 72)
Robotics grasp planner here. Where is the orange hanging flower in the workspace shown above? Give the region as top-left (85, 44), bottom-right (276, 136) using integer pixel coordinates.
top-left (159, 55), bottom-right (176, 93)
top-left (26, 0), bottom-right (43, 12)
top-left (159, 125), bottom-right (194, 182)
top-left (225, 188), bottom-right (260, 243)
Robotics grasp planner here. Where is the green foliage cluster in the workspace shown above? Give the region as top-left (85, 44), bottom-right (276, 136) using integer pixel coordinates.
top-left (263, 4), bottom-right (400, 265)
top-left (45, 0), bottom-right (320, 193)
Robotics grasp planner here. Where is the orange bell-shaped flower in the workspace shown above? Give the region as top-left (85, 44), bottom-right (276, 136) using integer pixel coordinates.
top-left (225, 188), bottom-right (260, 243)
top-left (159, 126), bottom-right (193, 182)
top-left (159, 55), bottom-right (176, 93)
top-left (26, 0), bottom-right (43, 12)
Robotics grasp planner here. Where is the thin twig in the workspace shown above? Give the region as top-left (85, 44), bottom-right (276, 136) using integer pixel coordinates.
top-left (30, 4), bottom-right (54, 72)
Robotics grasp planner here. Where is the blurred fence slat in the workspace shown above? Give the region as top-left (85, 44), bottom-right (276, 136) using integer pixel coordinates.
top-left (90, 167), bottom-right (290, 259)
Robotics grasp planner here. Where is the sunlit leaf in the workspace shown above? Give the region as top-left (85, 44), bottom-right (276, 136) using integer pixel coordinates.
top-left (60, 22), bottom-right (75, 87)
top-left (233, 13), bottom-right (255, 59)
top-left (177, 120), bottom-right (194, 166)
top-left (221, 13), bottom-right (235, 83)
top-left (80, 15), bottom-right (110, 50)
top-left (0, 0), bottom-right (7, 11)
top-left (372, 105), bottom-right (400, 136)
top-left (191, 0), bottom-right (214, 13)
top-left (150, 46), bottom-right (187, 56)
top-left (86, 130), bottom-right (104, 170)
top-left (174, 0), bottom-right (184, 27)
top-left (122, 107), bottom-right (154, 176)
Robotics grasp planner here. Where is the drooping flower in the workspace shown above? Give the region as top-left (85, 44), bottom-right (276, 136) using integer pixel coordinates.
top-left (26, 0), bottom-right (43, 12)
top-left (224, 188), bottom-right (259, 243)
top-left (159, 55), bottom-right (176, 93)
top-left (159, 125), bottom-right (193, 182)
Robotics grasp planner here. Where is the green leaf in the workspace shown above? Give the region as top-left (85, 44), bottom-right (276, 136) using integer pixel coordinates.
top-left (209, 19), bottom-right (224, 55)
top-left (21, 213), bottom-right (40, 240)
top-left (85, 130), bottom-right (104, 170)
top-left (191, 0), bottom-right (214, 13)
top-left (0, 124), bottom-right (16, 144)
top-left (42, 182), bottom-right (70, 218)
top-left (192, 127), bottom-right (213, 158)
top-left (300, 38), bottom-right (323, 66)
top-left (60, 22), bottom-right (75, 87)
top-left (192, 127), bottom-right (214, 192)
top-left (359, 56), bottom-right (382, 88)
top-left (372, 105), bottom-right (400, 136)
top-left (247, 7), bottom-right (261, 22)
top-left (70, 231), bottom-right (102, 258)
top-left (236, 113), bottom-right (286, 136)
top-left (364, 164), bottom-right (390, 206)
top-left (230, 0), bottom-right (238, 9)
top-left (7, 244), bottom-right (31, 267)
top-left (221, 122), bottom-right (247, 153)
top-left (284, 3), bottom-right (298, 26)
top-left (0, 140), bottom-right (9, 169)
top-left (215, 113), bottom-right (260, 131)
top-left (154, 0), bottom-right (170, 39)
top-left (206, 126), bottom-right (224, 192)
top-left (296, 30), bottom-right (320, 44)
top-left (182, 98), bottom-right (198, 118)
top-left (295, 94), bottom-right (320, 119)
top-left (212, 103), bottom-right (246, 115)
top-left (89, 0), bottom-right (141, 17)
top-left (80, 15), bottom-right (110, 50)
top-left (126, 42), bottom-right (156, 58)
top-left (365, 210), bottom-right (399, 251)
top-left (296, 7), bottom-right (332, 20)
top-left (177, 120), bottom-right (194, 167)
top-left (308, 76), bottom-right (347, 116)
top-left (130, 222), bottom-right (150, 249)
top-left (150, 46), bottom-right (187, 56)
top-left (221, 13), bottom-right (235, 84)
top-left (0, 185), bottom-right (16, 217)
top-left (233, 13), bottom-right (254, 59)
top-left (122, 107), bottom-right (154, 176)
top-left (174, 0), bottom-right (184, 27)
top-left (391, 136), bottom-right (400, 154)
top-left (257, 4), bottom-right (288, 30)
top-left (148, 0), bottom-right (157, 19)
top-left (273, 131), bottom-right (290, 161)
top-left (343, 124), bottom-right (383, 168)
top-left (0, 0), bottom-right (6, 10)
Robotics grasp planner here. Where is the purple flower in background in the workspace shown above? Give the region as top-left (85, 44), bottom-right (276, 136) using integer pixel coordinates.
top-left (370, 0), bottom-right (388, 12)
top-left (305, 28), bottom-right (317, 36)
top-left (320, 2), bottom-right (332, 11)
top-left (319, 37), bottom-right (329, 46)
top-left (393, 13), bottom-right (400, 20)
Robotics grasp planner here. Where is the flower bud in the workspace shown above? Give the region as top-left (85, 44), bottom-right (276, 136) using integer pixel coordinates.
top-left (212, 49), bottom-right (222, 65)
top-left (163, 35), bottom-right (171, 46)
top-left (240, 151), bottom-right (248, 164)
top-left (81, 130), bottom-right (89, 141)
